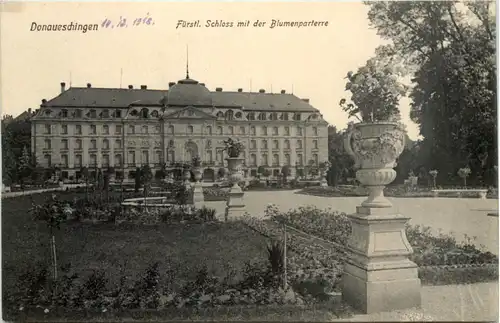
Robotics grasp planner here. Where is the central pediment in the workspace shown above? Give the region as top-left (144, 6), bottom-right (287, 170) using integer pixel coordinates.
top-left (163, 106), bottom-right (216, 120)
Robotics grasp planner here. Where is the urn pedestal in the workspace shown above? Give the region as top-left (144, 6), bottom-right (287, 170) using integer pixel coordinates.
top-left (320, 170), bottom-right (328, 187)
top-left (341, 122), bottom-right (421, 314)
top-left (225, 158), bottom-right (246, 221)
top-left (191, 167), bottom-right (204, 208)
top-left (183, 170), bottom-right (191, 189)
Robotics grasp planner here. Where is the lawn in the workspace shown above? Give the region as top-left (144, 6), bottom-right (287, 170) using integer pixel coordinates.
top-left (2, 193), bottom-right (270, 295)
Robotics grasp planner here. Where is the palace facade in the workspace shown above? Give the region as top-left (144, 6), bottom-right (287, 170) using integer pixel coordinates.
top-left (31, 74), bottom-right (328, 181)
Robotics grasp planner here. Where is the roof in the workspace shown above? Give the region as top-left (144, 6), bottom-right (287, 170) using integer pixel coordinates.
top-left (43, 82), bottom-right (319, 112)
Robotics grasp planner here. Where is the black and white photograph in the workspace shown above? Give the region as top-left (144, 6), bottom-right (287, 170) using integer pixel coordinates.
top-left (0, 1), bottom-right (498, 321)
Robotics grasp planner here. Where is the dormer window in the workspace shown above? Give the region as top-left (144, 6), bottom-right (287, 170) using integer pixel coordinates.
top-left (258, 112), bottom-right (267, 121)
top-left (235, 112), bottom-right (242, 118)
top-left (130, 110), bottom-right (138, 117)
top-left (89, 109), bottom-right (97, 118)
top-left (270, 112), bottom-right (278, 120)
top-left (225, 110), bottom-right (234, 120)
top-left (115, 109), bottom-right (122, 118)
top-left (61, 109), bottom-right (68, 118)
top-left (216, 111), bottom-right (224, 118)
top-left (151, 110), bottom-right (159, 118)
top-left (75, 109), bottom-right (83, 118)
top-left (141, 108), bottom-right (149, 118)
top-left (293, 113), bottom-right (301, 121)
top-left (247, 112), bottom-right (255, 120)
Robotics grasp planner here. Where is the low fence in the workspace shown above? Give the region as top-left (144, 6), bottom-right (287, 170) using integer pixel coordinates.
top-left (1, 183), bottom-right (90, 199)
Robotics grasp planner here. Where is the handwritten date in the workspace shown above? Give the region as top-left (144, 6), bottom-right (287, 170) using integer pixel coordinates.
top-left (101, 13), bottom-right (155, 28)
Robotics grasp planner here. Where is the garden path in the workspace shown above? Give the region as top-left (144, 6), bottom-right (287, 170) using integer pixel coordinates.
top-left (206, 190), bottom-right (499, 254)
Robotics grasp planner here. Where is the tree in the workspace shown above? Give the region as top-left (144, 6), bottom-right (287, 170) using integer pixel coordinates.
top-left (257, 166), bottom-right (266, 179)
top-left (134, 167), bottom-right (141, 193)
top-left (328, 126), bottom-right (355, 186)
top-left (366, 1), bottom-right (496, 186)
top-left (140, 165), bottom-right (153, 206)
top-left (80, 166), bottom-right (89, 199)
top-left (217, 167), bottom-right (226, 180)
top-left (281, 165), bottom-right (291, 184)
top-left (18, 146), bottom-right (33, 186)
top-left (1, 126), bottom-right (17, 186)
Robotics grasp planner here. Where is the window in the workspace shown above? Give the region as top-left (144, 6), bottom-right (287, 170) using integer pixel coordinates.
top-left (142, 151), bottom-right (149, 165)
top-left (293, 113), bottom-right (301, 121)
top-left (285, 154), bottom-right (291, 165)
top-left (141, 109), bottom-right (149, 118)
top-left (44, 124), bottom-right (51, 134)
top-left (296, 127), bottom-right (302, 136)
top-left (261, 140), bottom-right (268, 149)
top-left (142, 125), bottom-right (148, 134)
top-left (152, 111), bottom-right (159, 118)
top-left (89, 154), bottom-right (97, 167)
top-left (270, 112), bottom-right (278, 120)
top-left (168, 125), bottom-right (174, 134)
top-left (129, 151), bottom-right (136, 165)
top-left (261, 153), bottom-right (268, 166)
top-left (61, 155), bottom-right (68, 167)
top-left (103, 139), bottom-right (110, 149)
top-left (273, 154), bottom-right (279, 166)
top-left (235, 112), bottom-right (242, 118)
top-left (247, 112), bottom-right (255, 120)
top-left (206, 126), bottom-right (212, 135)
top-left (217, 126), bottom-right (223, 135)
top-left (313, 127), bottom-right (318, 136)
top-left (44, 154), bottom-right (52, 167)
top-left (75, 139), bottom-right (82, 150)
top-left (250, 126), bottom-right (256, 135)
top-left (75, 154), bottom-right (82, 167)
top-left (239, 126), bottom-right (245, 135)
top-left (90, 125), bottom-right (97, 135)
top-left (225, 110), bottom-right (234, 120)
top-left (313, 140), bottom-right (318, 149)
top-left (188, 125), bottom-right (194, 134)
top-left (75, 125), bottom-right (82, 135)
top-left (284, 139), bottom-right (290, 149)
top-left (115, 154), bottom-right (122, 167)
top-left (281, 113), bottom-right (289, 121)
top-left (206, 140), bottom-right (212, 148)
top-left (216, 111), bottom-right (224, 118)
top-left (102, 155), bottom-right (110, 167)
top-left (155, 125), bottom-right (161, 134)
top-left (61, 109), bottom-right (68, 118)
top-left (297, 154), bottom-right (303, 166)
top-left (297, 140), bottom-right (302, 149)
top-left (285, 126), bottom-right (290, 136)
top-left (168, 140), bottom-right (174, 148)
top-left (206, 150), bottom-right (213, 163)
top-left (90, 139), bottom-right (97, 149)
top-left (313, 154), bottom-right (319, 165)
top-left (228, 126), bottom-right (234, 135)
top-left (168, 150), bottom-right (175, 162)
top-left (115, 110), bottom-right (122, 118)
top-left (115, 139), bottom-right (122, 148)
top-left (258, 112), bottom-right (267, 121)
top-left (273, 127), bottom-right (279, 135)
top-left (103, 125), bottom-right (109, 135)
top-left (102, 110), bottom-right (110, 118)
top-left (128, 125), bottom-right (135, 134)
top-left (61, 139), bottom-right (68, 150)
top-left (44, 139), bottom-right (51, 149)
top-left (273, 140), bottom-right (279, 149)
top-left (250, 154), bottom-right (257, 166)
top-left (261, 126), bottom-right (267, 136)
top-left (61, 124), bottom-right (68, 134)
top-left (75, 109), bottom-right (83, 118)
top-left (155, 151), bottom-right (162, 165)
top-left (89, 109), bottom-right (97, 118)
top-left (250, 140), bottom-right (256, 149)
top-left (115, 125), bottom-right (122, 134)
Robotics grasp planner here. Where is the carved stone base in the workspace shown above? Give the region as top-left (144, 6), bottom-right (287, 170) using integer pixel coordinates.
top-left (341, 206), bottom-right (421, 314)
top-left (225, 184), bottom-right (246, 221)
top-left (192, 182), bottom-right (204, 208)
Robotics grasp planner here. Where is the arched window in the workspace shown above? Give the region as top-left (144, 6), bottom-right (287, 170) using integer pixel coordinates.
top-left (141, 108), bottom-right (149, 118)
top-left (258, 112), bottom-right (267, 121)
top-left (61, 109), bottom-right (68, 118)
top-left (225, 110), bottom-right (234, 120)
top-left (216, 111), bottom-right (224, 118)
top-left (247, 112), bottom-right (255, 120)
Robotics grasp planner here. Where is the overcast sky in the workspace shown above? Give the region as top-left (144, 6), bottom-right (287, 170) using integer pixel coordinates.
top-left (0, 2), bottom-right (420, 139)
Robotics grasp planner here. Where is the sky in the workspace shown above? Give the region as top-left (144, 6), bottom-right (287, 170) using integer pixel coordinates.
top-left (0, 1), bottom-right (420, 139)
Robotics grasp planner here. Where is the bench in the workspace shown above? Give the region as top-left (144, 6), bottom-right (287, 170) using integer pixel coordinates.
top-left (431, 189), bottom-right (488, 199)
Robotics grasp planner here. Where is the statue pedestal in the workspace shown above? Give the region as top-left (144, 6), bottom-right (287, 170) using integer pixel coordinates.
top-left (192, 182), bottom-right (204, 208)
top-left (342, 206), bottom-right (421, 314)
top-left (225, 184), bottom-right (246, 221)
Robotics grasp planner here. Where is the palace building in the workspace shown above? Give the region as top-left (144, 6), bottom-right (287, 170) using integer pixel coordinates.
top-left (31, 72), bottom-right (328, 181)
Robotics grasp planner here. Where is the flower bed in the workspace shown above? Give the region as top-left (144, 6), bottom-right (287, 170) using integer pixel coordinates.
top-left (261, 205), bottom-right (498, 285)
top-left (203, 187), bottom-right (229, 201)
top-left (117, 205), bottom-right (218, 225)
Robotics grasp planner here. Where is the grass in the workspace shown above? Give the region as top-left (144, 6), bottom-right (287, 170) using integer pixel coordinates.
top-left (2, 192), bottom-right (270, 293)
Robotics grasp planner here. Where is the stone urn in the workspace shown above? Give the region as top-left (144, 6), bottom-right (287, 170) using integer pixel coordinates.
top-left (342, 121), bottom-right (421, 314)
top-left (225, 157), bottom-right (246, 220)
top-left (191, 166), bottom-right (204, 206)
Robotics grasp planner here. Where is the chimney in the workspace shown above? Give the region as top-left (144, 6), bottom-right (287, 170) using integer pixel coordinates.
top-left (169, 82), bottom-right (176, 88)
top-left (281, 90), bottom-right (286, 94)
top-left (302, 98), bottom-right (310, 103)
top-left (41, 99), bottom-right (47, 105)
top-left (128, 85), bottom-right (133, 89)
top-left (60, 82), bottom-right (66, 93)
top-left (259, 89), bottom-right (266, 93)
top-left (28, 108), bottom-right (32, 114)
top-left (216, 87), bottom-right (223, 92)
top-left (237, 88), bottom-right (243, 92)
top-left (140, 85), bottom-right (147, 89)
top-left (87, 83), bottom-right (92, 88)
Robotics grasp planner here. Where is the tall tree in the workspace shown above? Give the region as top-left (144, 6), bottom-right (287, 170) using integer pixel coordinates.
top-left (327, 126), bottom-right (354, 186)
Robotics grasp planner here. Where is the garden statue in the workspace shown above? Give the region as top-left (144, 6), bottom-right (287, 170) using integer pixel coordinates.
top-left (458, 167), bottom-right (471, 189)
top-left (221, 138), bottom-right (246, 220)
top-left (319, 160), bottom-right (331, 187)
top-left (191, 156), bottom-right (204, 207)
top-left (340, 57), bottom-right (420, 314)
top-left (429, 169), bottom-right (438, 188)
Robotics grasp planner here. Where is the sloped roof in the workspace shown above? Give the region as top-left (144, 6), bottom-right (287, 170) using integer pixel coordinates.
top-left (43, 86), bottom-right (319, 112)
